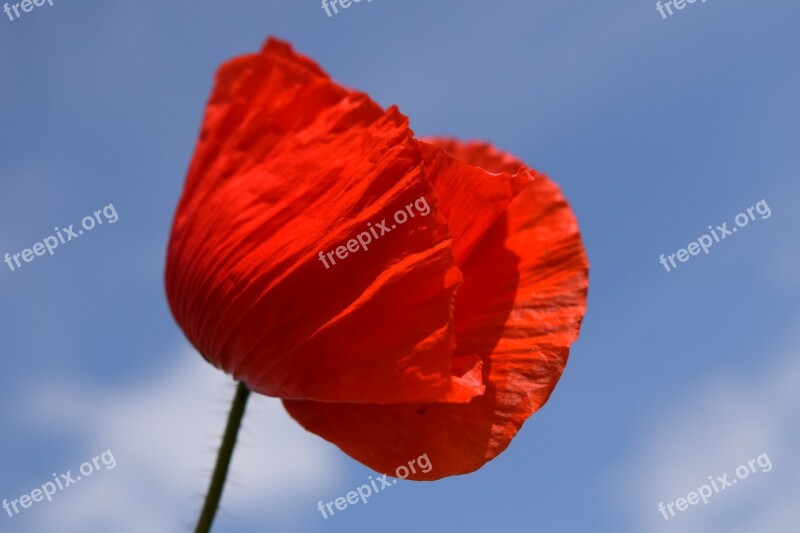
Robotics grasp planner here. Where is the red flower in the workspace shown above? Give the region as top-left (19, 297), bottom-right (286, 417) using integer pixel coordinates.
top-left (166, 38), bottom-right (588, 480)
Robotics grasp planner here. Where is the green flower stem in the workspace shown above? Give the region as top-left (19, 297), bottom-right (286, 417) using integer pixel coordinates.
top-left (196, 381), bottom-right (251, 533)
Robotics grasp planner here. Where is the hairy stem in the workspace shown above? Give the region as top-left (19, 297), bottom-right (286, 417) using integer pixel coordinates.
top-left (196, 381), bottom-right (251, 533)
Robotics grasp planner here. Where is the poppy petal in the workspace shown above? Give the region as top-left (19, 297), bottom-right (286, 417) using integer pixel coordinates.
top-left (283, 141), bottom-right (588, 479)
top-left (166, 39), bottom-right (485, 404)
top-left (418, 140), bottom-right (535, 265)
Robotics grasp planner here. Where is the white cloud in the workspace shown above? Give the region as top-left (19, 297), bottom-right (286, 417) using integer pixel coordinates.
top-left (19, 349), bottom-right (343, 533)
top-left (610, 323), bottom-right (800, 532)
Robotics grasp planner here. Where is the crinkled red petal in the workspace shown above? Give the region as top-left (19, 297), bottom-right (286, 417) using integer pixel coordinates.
top-left (284, 139), bottom-right (588, 479)
top-left (166, 39), bottom-right (486, 404)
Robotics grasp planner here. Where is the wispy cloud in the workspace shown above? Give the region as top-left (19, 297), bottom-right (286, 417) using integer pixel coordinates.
top-left (610, 322), bottom-right (800, 532)
top-left (15, 350), bottom-right (343, 533)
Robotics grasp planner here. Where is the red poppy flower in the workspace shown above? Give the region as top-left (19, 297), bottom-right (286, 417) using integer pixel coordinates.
top-left (166, 38), bottom-right (588, 480)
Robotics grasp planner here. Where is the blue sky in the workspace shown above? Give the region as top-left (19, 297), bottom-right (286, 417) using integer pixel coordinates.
top-left (1, 1), bottom-right (798, 532)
